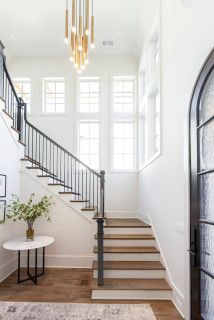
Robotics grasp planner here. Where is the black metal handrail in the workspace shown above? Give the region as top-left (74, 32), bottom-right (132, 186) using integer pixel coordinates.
top-left (1, 53), bottom-right (105, 286)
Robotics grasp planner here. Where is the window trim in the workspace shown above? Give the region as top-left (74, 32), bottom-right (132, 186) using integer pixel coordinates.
top-left (77, 119), bottom-right (101, 171)
top-left (110, 75), bottom-right (137, 173)
top-left (13, 77), bottom-right (32, 114)
top-left (42, 77), bottom-right (66, 115)
top-left (78, 77), bottom-right (100, 114)
top-left (138, 10), bottom-right (161, 172)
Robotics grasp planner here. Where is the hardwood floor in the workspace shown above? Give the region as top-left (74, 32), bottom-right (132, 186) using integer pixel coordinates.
top-left (0, 268), bottom-right (182, 319)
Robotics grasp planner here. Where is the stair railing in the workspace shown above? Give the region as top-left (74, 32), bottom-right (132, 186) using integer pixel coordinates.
top-left (0, 43), bottom-right (105, 286)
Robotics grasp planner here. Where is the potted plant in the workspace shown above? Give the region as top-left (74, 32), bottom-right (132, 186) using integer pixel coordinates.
top-left (7, 194), bottom-right (54, 241)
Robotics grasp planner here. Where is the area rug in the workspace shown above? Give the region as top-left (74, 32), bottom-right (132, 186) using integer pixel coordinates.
top-left (0, 302), bottom-right (156, 320)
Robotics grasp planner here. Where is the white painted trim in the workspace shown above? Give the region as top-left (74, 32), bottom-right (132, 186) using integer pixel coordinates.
top-left (109, 75), bottom-right (138, 172)
top-left (138, 151), bottom-right (161, 173)
top-left (92, 289), bottom-right (172, 300)
top-left (0, 256), bottom-right (17, 283)
top-left (20, 254), bottom-right (93, 268)
top-left (183, 88), bottom-right (191, 320)
top-left (0, 104), bottom-right (22, 152)
top-left (138, 212), bottom-right (185, 319)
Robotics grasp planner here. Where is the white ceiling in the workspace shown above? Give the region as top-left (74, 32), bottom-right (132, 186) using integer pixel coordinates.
top-left (0, 0), bottom-right (158, 59)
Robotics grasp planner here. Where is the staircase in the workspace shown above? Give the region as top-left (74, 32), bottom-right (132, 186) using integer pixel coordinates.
top-left (91, 218), bottom-right (171, 299)
top-left (0, 42), bottom-right (172, 302)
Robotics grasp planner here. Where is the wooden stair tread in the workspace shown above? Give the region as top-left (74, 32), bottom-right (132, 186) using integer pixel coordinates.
top-left (95, 234), bottom-right (155, 240)
top-left (2, 109), bottom-right (13, 119)
top-left (11, 126), bottom-right (20, 133)
top-left (18, 140), bottom-right (26, 146)
top-left (93, 246), bottom-right (159, 253)
top-left (70, 200), bottom-right (89, 203)
top-left (92, 278), bottom-right (171, 291)
top-left (59, 191), bottom-right (81, 195)
top-left (104, 218), bottom-right (150, 228)
top-left (21, 158), bottom-right (40, 165)
top-left (81, 207), bottom-right (96, 211)
top-left (92, 260), bottom-right (165, 270)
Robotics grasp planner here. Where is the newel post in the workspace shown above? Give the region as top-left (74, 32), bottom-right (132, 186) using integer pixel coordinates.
top-left (97, 170), bottom-right (105, 286)
top-left (0, 41), bottom-right (5, 101)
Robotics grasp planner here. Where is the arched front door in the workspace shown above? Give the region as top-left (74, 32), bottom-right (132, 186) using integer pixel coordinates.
top-left (190, 49), bottom-right (214, 320)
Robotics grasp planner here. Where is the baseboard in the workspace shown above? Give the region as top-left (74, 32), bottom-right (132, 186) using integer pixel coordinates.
top-left (20, 254), bottom-right (94, 268)
top-left (138, 212), bottom-right (185, 319)
top-left (105, 211), bottom-right (138, 218)
top-left (0, 256), bottom-right (17, 283)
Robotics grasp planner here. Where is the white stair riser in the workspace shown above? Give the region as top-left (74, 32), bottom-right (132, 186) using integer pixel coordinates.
top-left (96, 239), bottom-right (155, 246)
top-left (93, 269), bottom-right (165, 279)
top-left (94, 253), bottom-right (160, 261)
top-left (104, 227), bottom-right (152, 235)
top-left (92, 289), bottom-right (172, 300)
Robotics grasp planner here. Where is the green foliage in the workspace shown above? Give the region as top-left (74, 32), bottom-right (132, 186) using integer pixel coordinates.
top-left (7, 194), bottom-right (54, 223)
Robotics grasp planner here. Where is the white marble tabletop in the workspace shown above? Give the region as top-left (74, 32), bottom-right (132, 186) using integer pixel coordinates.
top-left (3, 236), bottom-right (55, 251)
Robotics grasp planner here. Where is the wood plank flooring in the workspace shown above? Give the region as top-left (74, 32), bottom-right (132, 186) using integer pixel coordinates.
top-left (0, 268), bottom-right (182, 319)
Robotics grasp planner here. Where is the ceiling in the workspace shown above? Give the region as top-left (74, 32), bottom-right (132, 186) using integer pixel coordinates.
top-left (0, 0), bottom-right (158, 59)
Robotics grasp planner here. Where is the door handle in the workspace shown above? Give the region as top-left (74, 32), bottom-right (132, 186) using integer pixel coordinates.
top-left (189, 228), bottom-right (198, 267)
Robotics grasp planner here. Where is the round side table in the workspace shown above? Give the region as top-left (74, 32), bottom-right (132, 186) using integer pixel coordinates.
top-left (3, 235), bottom-right (55, 284)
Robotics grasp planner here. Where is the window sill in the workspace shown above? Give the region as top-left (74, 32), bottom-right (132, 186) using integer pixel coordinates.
top-left (138, 151), bottom-right (161, 173)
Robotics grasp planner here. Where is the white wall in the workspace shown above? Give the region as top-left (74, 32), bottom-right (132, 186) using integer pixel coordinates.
top-left (0, 100), bottom-right (24, 281)
top-left (20, 171), bottom-right (96, 267)
top-left (138, 0), bottom-right (214, 318)
top-left (8, 56), bottom-right (138, 215)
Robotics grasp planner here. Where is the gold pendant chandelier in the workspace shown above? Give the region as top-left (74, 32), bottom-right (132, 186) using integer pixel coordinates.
top-left (65, 0), bottom-right (95, 74)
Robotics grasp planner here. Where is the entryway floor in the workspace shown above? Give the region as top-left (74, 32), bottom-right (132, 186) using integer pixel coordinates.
top-left (0, 268), bottom-right (182, 319)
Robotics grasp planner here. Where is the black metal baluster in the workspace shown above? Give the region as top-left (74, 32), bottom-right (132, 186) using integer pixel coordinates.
top-left (89, 171), bottom-right (91, 208)
top-left (85, 170), bottom-right (88, 207)
top-left (36, 131), bottom-right (38, 164)
top-left (53, 144), bottom-right (55, 183)
top-left (82, 168), bottom-right (84, 201)
top-left (64, 152), bottom-right (66, 192)
top-left (93, 173), bottom-right (94, 210)
top-left (78, 162), bottom-right (80, 199)
top-left (71, 157), bottom-right (73, 191)
top-left (75, 161), bottom-right (77, 199)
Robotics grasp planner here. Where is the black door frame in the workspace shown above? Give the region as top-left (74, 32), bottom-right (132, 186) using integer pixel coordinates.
top-left (189, 49), bottom-right (214, 320)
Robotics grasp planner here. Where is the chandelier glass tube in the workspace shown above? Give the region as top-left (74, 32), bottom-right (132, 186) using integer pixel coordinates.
top-left (65, 0), bottom-right (95, 74)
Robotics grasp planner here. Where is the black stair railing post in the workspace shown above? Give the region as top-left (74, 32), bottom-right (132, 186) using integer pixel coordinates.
top-left (97, 217), bottom-right (104, 286)
top-left (17, 98), bottom-right (23, 141)
top-left (0, 41), bottom-right (5, 101)
top-left (97, 169), bottom-right (105, 287)
top-left (100, 170), bottom-right (105, 218)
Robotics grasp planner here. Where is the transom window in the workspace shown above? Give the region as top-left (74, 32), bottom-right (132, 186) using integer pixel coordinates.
top-left (13, 78), bottom-right (31, 113)
top-left (113, 77), bottom-right (134, 113)
top-left (79, 78), bottom-right (100, 113)
top-left (78, 121), bottom-right (100, 169)
top-left (43, 78), bottom-right (65, 113)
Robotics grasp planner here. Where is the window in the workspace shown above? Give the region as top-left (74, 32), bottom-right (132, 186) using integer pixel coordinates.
top-left (78, 121), bottom-right (99, 169)
top-left (79, 78), bottom-right (100, 113)
top-left (43, 78), bottom-right (65, 113)
top-left (13, 78), bottom-right (31, 113)
top-left (149, 93), bottom-right (160, 158)
top-left (111, 76), bottom-right (136, 171)
top-left (113, 121), bottom-right (135, 170)
top-left (154, 36), bottom-right (159, 66)
top-left (138, 30), bottom-right (161, 170)
top-left (113, 77), bottom-right (134, 113)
